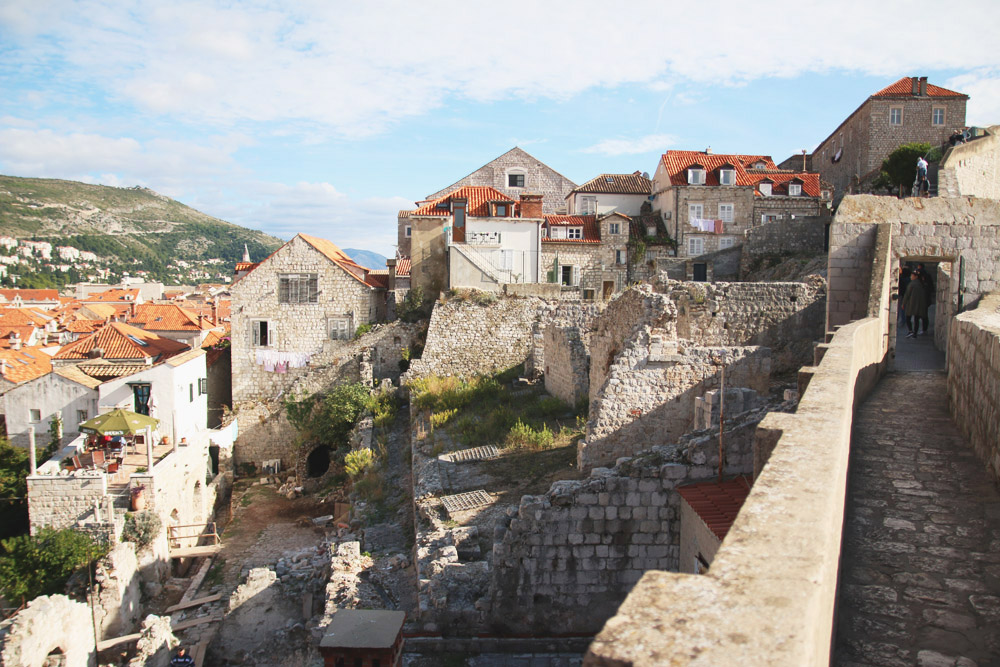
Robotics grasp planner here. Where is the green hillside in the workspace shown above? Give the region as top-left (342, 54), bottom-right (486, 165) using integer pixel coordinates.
top-left (0, 175), bottom-right (283, 278)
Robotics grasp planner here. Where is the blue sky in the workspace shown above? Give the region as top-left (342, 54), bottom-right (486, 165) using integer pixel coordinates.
top-left (1, 1), bottom-right (998, 258)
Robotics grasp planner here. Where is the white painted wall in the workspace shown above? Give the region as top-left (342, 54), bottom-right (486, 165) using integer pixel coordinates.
top-left (569, 192), bottom-right (648, 217)
top-left (3, 374), bottom-right (97, 446)
top-left (465, 218), bottom-right (542, 282)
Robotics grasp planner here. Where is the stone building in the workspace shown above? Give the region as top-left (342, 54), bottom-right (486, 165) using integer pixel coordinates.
top-left (424, 146), bottom-right (577, 215)
top-left (566, 172), bottom-right (651, 217)
top-left (651, 150), bottom-right (824, 266)
top-left (230, 233), bottom-right (385, 403)
top-left (798, 76), bottom-right (968, 203)
top-left (396, 209), bottom-right (412, 258)
top-left (540, 212), bottom-right (631, 299)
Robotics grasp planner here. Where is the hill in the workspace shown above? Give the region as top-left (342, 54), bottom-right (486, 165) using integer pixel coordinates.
top-left (0, 175), bottom-right (283, 284)
top-left (343, 248), bottom-right (388, 271)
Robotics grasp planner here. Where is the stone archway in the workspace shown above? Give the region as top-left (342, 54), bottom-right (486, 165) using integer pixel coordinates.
top-left (296, 443), bottom-right (341, 492)
top-left (0, 595), bottom-right (95, 667)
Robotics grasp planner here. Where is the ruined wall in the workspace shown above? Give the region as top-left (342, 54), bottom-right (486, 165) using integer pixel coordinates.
top-left (664, 280), bottom-right (826, 374)
top-left (490, 417), bottom-right (758, 635)
top-left (542, 325), bottom-right (589, 406)
top-left (92, 542), bottom-right (142, 640)
top-left (947, 293), bottom-right (1000, 482)
top-left (740, 217), bottom-right (827, 278)
top-left (0, 594), bottom-right (96, 667)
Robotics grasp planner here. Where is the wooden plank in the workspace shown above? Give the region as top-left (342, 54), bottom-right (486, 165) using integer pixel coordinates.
top-left (165, 593), bottom-right (222, 613)
top-left (170, 614), bottom-right (222, 631)
top-left (169, 545), bottom-right (222, 558)
top-left (97, 633), bottom-right (141, 651)
top-left (193, 639), bottom-right (210, 667)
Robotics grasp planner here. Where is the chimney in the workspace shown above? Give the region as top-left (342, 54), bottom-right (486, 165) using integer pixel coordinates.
top-left (911, 77), bottom-right (920, 95)
top-left (198, 314), bottom-right (206, 329)
top-left (519, 193), bottom-right (544, 219)
top-left (10, 332), bottom-right (21, 350)
top-left (919, 76), bottom-right (928, 96)
top-left (386, 258), bottom-right (397, 292)
top-left (704, 146), bottom-right (712, 155)
top-left (212, 296), bottom-right (219, 324)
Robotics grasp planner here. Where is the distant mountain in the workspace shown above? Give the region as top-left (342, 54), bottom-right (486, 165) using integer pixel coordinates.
top-left (343, 248), bottom-right (388, 271)
top-left (0, 175), bottom-right (283, 270)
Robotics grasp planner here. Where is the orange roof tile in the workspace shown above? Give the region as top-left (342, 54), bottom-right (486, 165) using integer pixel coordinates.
top-left (0, 326), bottom-right (37, 347)
top-left (872, 76), bottom-right (966, 98)
top-left (0, 345), bottom-right (52, 384)
top-left (128, 304), bottom-right (207, 331)
top-left (543, 215), bottom-right (601, 244)
top-left (0, 307), bottom-right (49, 327)
top-left (55, 322), bottom-right (189, 361)
top-left (82, 288), bottom-right (140, 303)
top-left (676, 476), bottom-right (752, 541)
top-left (65, 319), bottom-right (105, 333)
top-left (0, 289), bottom-right (60, 303)
top-left (234, 262), bottom-right (258, 273)
top-left (746, 171), bottom-right (822, 197)
top-left (571, 173), bottom-right (651, 196)
top-left (660, 151), bottom-right (778, 187)
top-left (395, 258), bottom-right (411, 277)
top-left (411, 186), bottom-right (514, 217)
top-left (365, 272), bottom-right (390, 289)
top-left (297, 234), bottom-right (375, 288)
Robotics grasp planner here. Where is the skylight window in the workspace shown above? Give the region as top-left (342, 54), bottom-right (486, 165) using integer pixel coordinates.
top-left (127, 335), bottom-right (149, 346)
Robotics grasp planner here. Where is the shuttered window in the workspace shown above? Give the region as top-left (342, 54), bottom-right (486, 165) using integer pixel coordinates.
top-left (278, 273), bottom-right (319, 304)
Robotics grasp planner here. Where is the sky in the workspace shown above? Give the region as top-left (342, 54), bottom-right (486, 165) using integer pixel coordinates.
top-left (1, 1), bottom-right (998, 259)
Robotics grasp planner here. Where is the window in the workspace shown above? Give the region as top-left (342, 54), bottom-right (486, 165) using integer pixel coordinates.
top-left (77, 409), bottom-right (88, 425)
top-left (719, 168), bottom-right (735, 185)
top-left (687, 168), bottom-right (706, 185)
top-left (559, 265), bottom-right (578, 286)
top-left (759, 182), bottom-right (773, 196)
top-left (495, 204), bottom-right (506, 217)
top-left (688, 203), bottom-right (704, 221)
top-left (405, 226), bottom-right (411, 237)
top-left (688, 237), bottom-right (704, 255)
top-left (132, 384), bottom-right (151, 415)
top-left (198, 378), bottom-right (208, 395)
top-left (752, 160), bottom-right (767, 170)
top-left (932, 107), bottom-right (945, 126)
top-left (328, 317), bottom-right (351, 341)
top-left (30, 408), bottom-right (41, 422)
top-left (889, 107), bottom-right (903, 125)
top-left (646, 225), bottom-right (656, 236)
top-left (278, 273), bottom-right (318, 304)
top-left (508, 172), bottom-right (525, 188)
top-left (788, 183), bottom-right (802, 196)
top-left (567, 227), bottom-right (583, 239)
top-left (579, 196), bottom-right (596, 215)
top-left (251, 320), bottom-right (272, 347)
top-left (718, 203), bottom-right (734, 223)
top-left (190, 383), bottom-right (194, 403)
top-left (720, 237), bottom-right (735, 249)
top-left (616, 249), bottom-right (626, 264)
top-left (608, 222), bottom-right (620, 235)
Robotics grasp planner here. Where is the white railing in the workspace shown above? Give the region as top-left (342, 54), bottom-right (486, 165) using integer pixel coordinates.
top-left (451, 244), bottom-right (520, 284)
top-left (467, 231), bottom-right (502, 245)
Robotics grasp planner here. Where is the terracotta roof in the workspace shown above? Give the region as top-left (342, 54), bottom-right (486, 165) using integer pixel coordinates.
top-left (201, 330), bottom-right (225, 348)
top-left (65, 319), bottom-right (105, 333)
top-left (0, 307), bottom-right (49, 327)
top-left (55, 322), bottom-right (189, 361)
top-left (0, 289), bottom-right (60, 302)
top-left (81, 288), bottom-right (140, 303)
top-left (398, 210), bottom-right (413, 218)
top-left (542, 215), bottom-right (601, 244)
top-left (0, 346), bottom-right (52, 384)
top-left (660, 151), bottom-right (779, 187)
top-left (365, 272), bottom-right (390, 289)
top-left (75, 360), bottom-right (149, 379)
top-left (0, 326), bottom-right (36, 346)
top-left (872, 76), bottom-right (966, 98)
top-left (53, 365), bottom-right (103, 389)
top-left (746, 171), bottom-right (822, 197)
top-left (676, 476), bottom-right (752, 541)
top-left (294, 234), bottom-right (381, 288)
top-left (395, 258), bottom-right (411, 277)
top-left (411, 186), bottom-right (514, 217)
top-left (234, 262), bottom-right (258, 273)
top-left (128, 304), bottom-right (207, 331)
top-left (571, 173), bottom-right (652, 195)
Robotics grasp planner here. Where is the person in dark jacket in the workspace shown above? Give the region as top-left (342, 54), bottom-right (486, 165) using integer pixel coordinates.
top-left (902, 273), bottom-right (929, 337)
top-left (897, 267), bottom-right (912, 329)
top-left (171, 648), bottom-right (195, 667)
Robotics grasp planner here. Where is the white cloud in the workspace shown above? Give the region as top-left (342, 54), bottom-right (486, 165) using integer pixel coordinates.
top-left (581, 134), bottom-right (677, 156)
top-left (946, 69), bottom-right (1000, 127)
top-left (2, 0), bottom-right (997, 138)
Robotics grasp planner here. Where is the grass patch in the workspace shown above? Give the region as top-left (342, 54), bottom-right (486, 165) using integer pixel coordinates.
top-left (205, 558), bottom-right (225, 588)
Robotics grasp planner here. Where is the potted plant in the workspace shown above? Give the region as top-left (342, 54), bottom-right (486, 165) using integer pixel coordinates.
top-left (130, 484), bottom-right (147, 511)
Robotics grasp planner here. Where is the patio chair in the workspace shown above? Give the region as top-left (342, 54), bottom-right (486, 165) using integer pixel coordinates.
top-left (92, 450), bottom-right (108, 472)
top-left (70, 455), bottom-right (83, 471)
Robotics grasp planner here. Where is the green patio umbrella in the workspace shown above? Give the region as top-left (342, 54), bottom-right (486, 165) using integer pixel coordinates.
top-left (80, 408), bottom-right (160, 436)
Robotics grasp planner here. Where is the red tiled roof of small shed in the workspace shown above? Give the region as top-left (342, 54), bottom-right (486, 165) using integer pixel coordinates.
top-left (365, 271), bottom-right (389, 289)
top-left (234, 262), bottom-right (258, 273)
top-left (660, 151), bottom-right (778, 186)
top-left (872, 77), bottom-right (966, 98)
top-left (411, 186), bottom-right (514, 217)
top-left (55, 321), bottom-right (189, 361)
top-left (571, 173), bottom-right (652, 195)
top-left (676, 475), bottom-right (752, 541)
top-left (746, 171), bottom-right (822, 197)
top-left (0, 346), bottom-right (52, 384)
top-left (0, 289), bottom-right (60, 302)
top-left (542, 215), bottom-right (601, 243)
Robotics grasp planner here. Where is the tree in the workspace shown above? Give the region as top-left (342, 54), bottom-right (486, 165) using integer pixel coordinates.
top-left (0, 438), bottom-right (30, 539)
top-left (872, 142), bottom-right (932, 194)
top-left (0, 528), bottom-right (108, 601)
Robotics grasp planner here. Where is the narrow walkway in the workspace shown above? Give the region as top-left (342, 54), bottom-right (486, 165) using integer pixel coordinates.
top-left (835, 372), bottom-right (1000, 666)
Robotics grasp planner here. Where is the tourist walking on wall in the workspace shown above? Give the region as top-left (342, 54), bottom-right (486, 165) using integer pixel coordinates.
top-left (902, 272), bottom-right (929, 338)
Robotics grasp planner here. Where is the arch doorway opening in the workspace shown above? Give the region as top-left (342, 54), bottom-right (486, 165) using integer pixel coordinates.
top-left (893, 259), bottom-right (948, 371)
top-left (306, 446), bottom-right (332, 478)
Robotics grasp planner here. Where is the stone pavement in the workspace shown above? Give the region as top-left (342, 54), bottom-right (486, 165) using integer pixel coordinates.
top-left (834, 371), bottom-right (1000, 667)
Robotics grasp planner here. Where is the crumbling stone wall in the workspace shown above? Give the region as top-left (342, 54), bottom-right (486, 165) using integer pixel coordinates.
top-left (92, 542), bottom-right (142, 641)
top-left (740, 217), bottom-right (828, 278)
top-left (0, 594), bottom-right (95, 667)
top-left (947, 293), bottom-right (1000, 482)
top-left (542, 325), bottom-right (589, 406)
top-left (489, 416), bottom-right (759, 635)
top-left (663, 280), bottom-right (826, 373)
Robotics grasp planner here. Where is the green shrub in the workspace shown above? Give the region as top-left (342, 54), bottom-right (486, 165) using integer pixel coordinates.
top-left (504, 419), bottom-right (555, 451)
top-left (353, 323), bottom-right (373, 339)
top-left (345, 448), bottom-right (376, 478)
top-left (397, 286), bottom-right (427, 323)
top-left (429, 408), bottom-right (457, 429)
top-left (121, 511), bottom-right (162, 549)
top-left (0, 438), bottom-right (30, 539)
top-left (0, 528), bottom-right (108, 601)
top-left (472, 291), bottom-right (496, 306)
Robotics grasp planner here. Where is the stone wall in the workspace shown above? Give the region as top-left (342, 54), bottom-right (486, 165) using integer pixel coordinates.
top-left (542, 325), bottom-right (588, 406)
top-left (0, 594), bottom-right (96, 667)
top-left (92, 542), bottom-right (142, 640)
top-left (740, 216), bottom-right (828, 278)
top-left (27, 470), bottom-right (109, 535)
top-left (947, 293), bottom-right (1000, 482)
top-left (941, 126), bottom-right (1000, 198)
top-left (663, 280), bottom-right (826, 374)
top-left (489, 415), bottom-right (759, 635)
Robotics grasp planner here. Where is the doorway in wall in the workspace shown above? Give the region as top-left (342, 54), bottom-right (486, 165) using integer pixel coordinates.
top-left (893, 259), bottom-right (948, 371)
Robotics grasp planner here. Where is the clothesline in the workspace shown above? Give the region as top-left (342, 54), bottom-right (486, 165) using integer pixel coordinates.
top-left (689, 218), bottom-right (725, 233)
top-left (255, 349), bottom-right (311, 373)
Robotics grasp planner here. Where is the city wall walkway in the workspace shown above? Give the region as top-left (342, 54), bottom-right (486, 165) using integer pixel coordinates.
top-left (834, 370), bottom-right (1000, 666)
